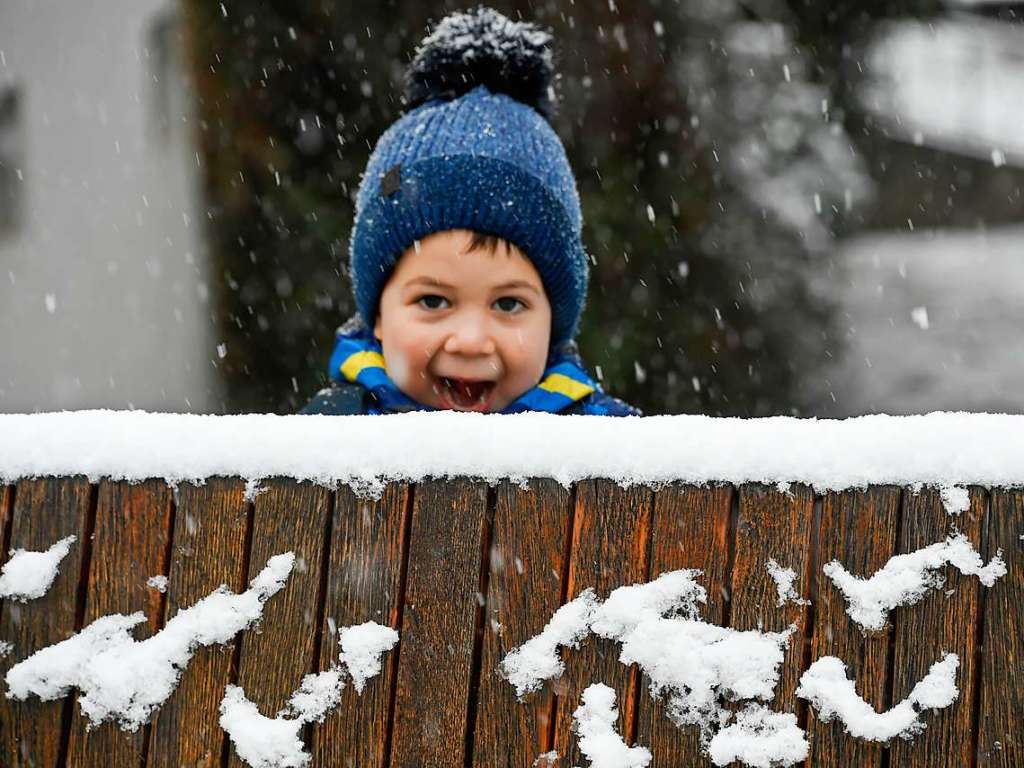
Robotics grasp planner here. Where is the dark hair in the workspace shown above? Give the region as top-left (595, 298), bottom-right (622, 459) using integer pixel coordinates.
top-left (468, 231), bottom-right (513, 255)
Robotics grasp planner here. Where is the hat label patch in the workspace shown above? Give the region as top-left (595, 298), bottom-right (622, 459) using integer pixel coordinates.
top-left (381, 164), bottom-right (402, 197)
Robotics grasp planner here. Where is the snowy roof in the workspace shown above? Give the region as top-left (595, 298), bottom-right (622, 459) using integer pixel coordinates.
top-left (860, 19), bottom-right (1024, 167)
top-left (1, 410), bottom-right (1022, 491)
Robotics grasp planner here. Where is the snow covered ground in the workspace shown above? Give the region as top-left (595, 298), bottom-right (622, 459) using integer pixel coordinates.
top-left (827, 226), bottom-right (1024, 416)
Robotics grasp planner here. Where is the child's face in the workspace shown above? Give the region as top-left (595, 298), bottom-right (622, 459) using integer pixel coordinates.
top-left (374, 229), bottom-right (552, 412)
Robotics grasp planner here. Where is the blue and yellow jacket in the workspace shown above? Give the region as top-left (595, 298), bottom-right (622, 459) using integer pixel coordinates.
top-left (300, 381), bottom-right (639, 416)
top-left (300, 322), bottom-right (640, 417)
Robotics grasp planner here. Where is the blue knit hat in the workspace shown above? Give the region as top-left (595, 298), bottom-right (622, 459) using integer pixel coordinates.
top-left (349, 7), bottom-right (588, 345)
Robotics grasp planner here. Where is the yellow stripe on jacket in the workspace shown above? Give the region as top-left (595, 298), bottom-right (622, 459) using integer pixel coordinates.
top-left (340, 350), bottom-right (386, 382)
top-left (538, 372), bottom-right (594, 401)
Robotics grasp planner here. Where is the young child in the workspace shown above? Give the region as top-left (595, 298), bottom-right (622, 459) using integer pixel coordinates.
top-left (302, 7), bottom-right (639, 416)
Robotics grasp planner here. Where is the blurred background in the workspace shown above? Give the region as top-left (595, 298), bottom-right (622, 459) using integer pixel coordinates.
top-left (1, 0), bottom-right (1022, 417)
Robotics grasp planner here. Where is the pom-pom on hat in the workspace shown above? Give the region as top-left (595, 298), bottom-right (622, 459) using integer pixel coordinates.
top-left (349, 6), bottom-right (588, 345)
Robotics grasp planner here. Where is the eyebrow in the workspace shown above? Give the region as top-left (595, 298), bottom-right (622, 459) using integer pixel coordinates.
top-left (492, 280), bottom-right (542, 295)
top-left (403, 277), bottom-right (541, 295)
top-left (405, 276), bottom-right (453, 290)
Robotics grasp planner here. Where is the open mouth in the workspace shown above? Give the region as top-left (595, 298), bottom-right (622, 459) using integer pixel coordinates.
top-left (437, 377), bottom-right (496, 412)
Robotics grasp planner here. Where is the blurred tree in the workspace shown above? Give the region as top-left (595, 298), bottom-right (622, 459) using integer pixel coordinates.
top-left (179, 0), bottom-right (886, 415)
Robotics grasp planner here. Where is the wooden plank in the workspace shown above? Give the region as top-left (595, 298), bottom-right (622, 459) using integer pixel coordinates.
top-left (0, 484), bottom-right (12, 566)
top-left (976, 488), bottom-right (1023, 766)
top-left (226, 478), bottom-right (332, 768)
top-left (887, 486), bottom-right (985, 767)
top-left (309, 483), bottom-right (410, 768)
top-left (807, 487), bottom-right (901, 768)
top-left (148, 478), bottom-right (250, 768)
top-left (66, 479), bottom-right (174, 767)
top-left (389, 479), bottom-right (490, 768)
top-left (0, 477), bottom-right (93, 768)
top-left (635, 483), bottom-right (733, 767)
top-left (471, 479), bottom-right (573, 768)
top-left (729, 484), bottom-right (814, 711)
top-left (550, 480), bottom-right (652, 767)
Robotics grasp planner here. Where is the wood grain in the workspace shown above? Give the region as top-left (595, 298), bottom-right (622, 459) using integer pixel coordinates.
top-left (730, 484), bottom-right (815, 711)
top-left (0, 477), bottom-right (93, 768)
top-left (389, 479), bottom-right (490, 768)
top-left (807, 487), bottom-right (901, 768)
top-left (635, 483), bottom-right (733, 767)
top-left (0, 477), bottom-right (1016, 766)
top-left (471, 479), bottom-right (573, 768)
top-left (887, 486), bottom-right (985, 768)
top-left (226, 478), bottom-right (332, 768)
top-left (976, 488), bottom-right (1022, 767)
top-left (550, 480), bottom-right (652, 767)
top-left (148, 478), bottom-right (250, 768)
top-left (66, 479), bottom-right (174, 767)
top-left (310, 483), bottom-right (409, 768)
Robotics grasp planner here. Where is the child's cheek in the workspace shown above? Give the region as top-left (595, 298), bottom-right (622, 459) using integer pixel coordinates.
top-left (386, 349), bottom-right (411, 387)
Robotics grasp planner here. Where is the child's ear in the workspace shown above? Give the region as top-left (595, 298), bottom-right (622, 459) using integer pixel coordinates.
top-left (373, 315), bottom-right (383, 342)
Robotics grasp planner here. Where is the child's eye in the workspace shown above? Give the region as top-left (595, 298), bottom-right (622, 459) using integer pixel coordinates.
top-left (417, 294), bottom-right (450, 310)
top-left (494, 296), bottom-right (526, 314)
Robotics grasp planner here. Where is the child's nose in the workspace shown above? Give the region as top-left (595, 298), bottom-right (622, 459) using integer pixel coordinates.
top-left (443, 316), bottom-right (497, 356)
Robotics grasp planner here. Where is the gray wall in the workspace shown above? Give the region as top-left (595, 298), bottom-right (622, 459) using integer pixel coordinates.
top-left (0, 0), bottom-right (220, 412)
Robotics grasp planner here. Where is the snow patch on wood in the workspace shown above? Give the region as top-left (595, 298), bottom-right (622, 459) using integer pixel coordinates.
top-left (796, 653), bottom-right (959, 741)
top-left (5, 553), bottom-right (294, 730)
top-left (822, 533), bottom-right (1006, 630)
top-left (0, 535), bottom-right (76, 602)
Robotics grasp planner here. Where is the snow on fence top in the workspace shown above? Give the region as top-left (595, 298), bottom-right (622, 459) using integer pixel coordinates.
top-left (1, 409), bottom-right (1023, 491)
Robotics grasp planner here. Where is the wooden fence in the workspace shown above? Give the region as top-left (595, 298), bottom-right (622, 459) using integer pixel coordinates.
top-left (0, 477), bottom-right (1019, 767)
